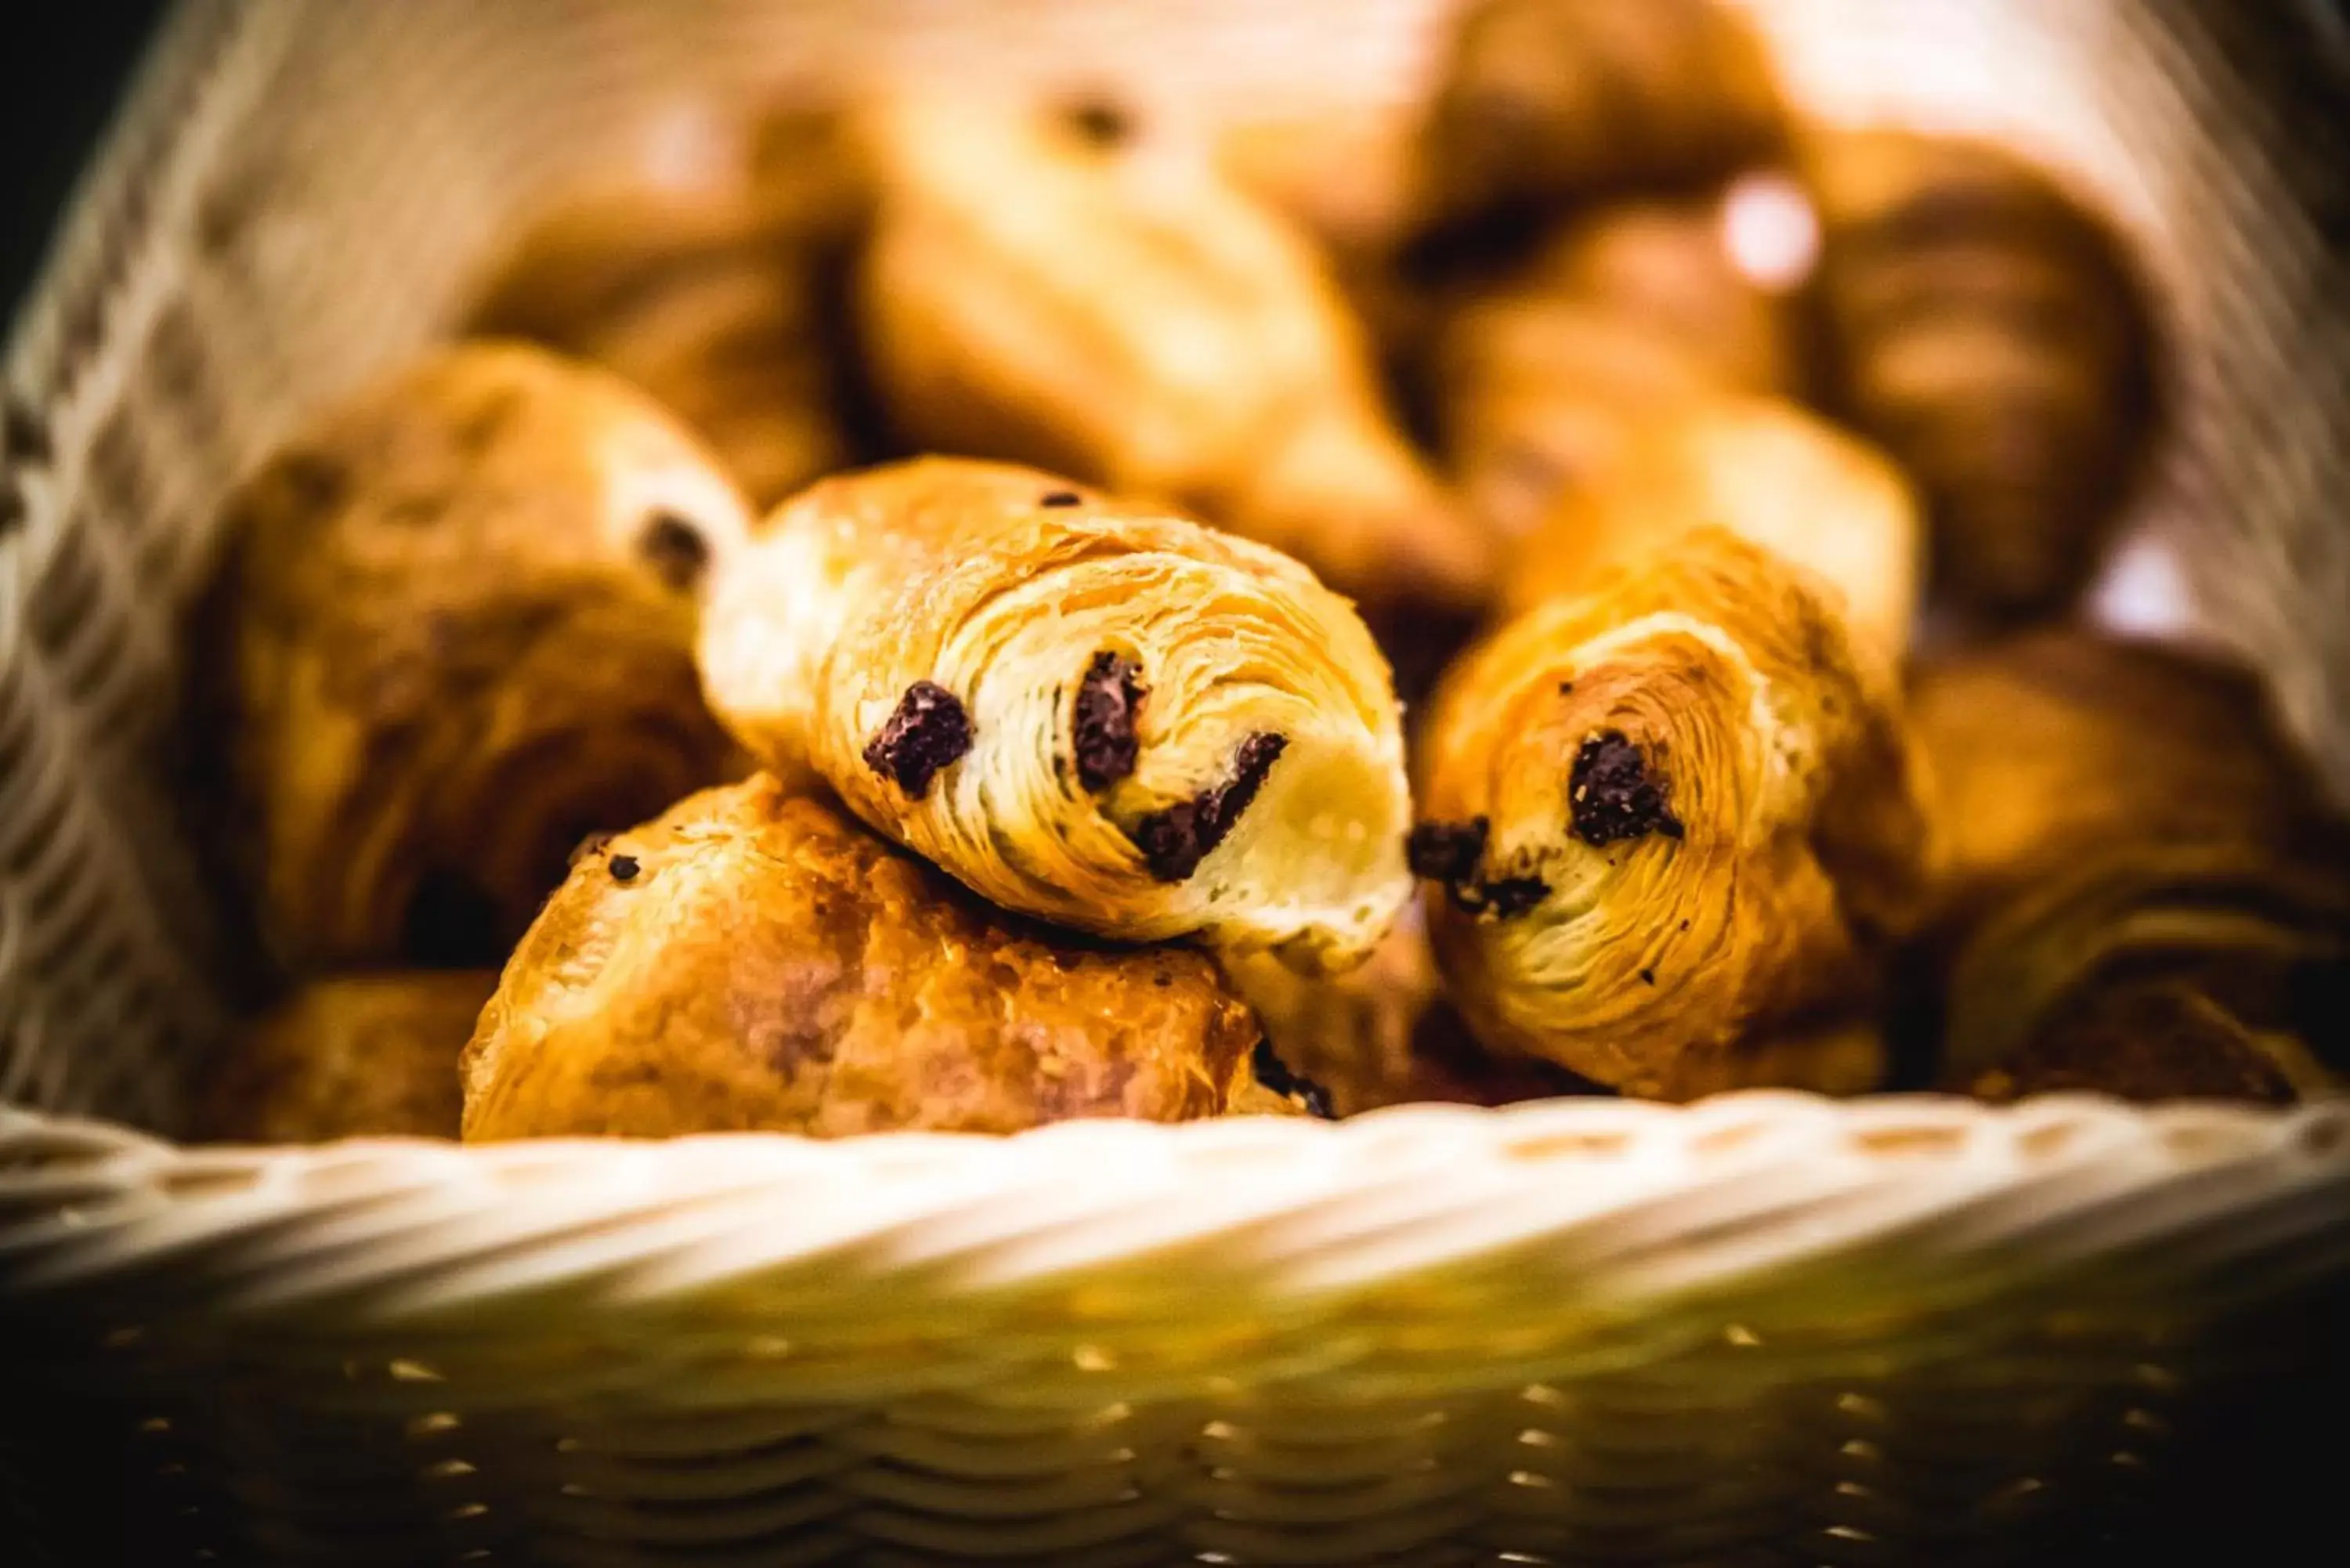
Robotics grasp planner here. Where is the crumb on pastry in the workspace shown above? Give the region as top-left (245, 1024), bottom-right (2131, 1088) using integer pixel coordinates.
top-left (1251, 1038), bottom-right (1336, 1119)
top-left (1073, 651), bottom-right (1145, 791)
top-left (1133, 732), bottom-right (1288, 882)
top-left (607, 853), bottom-right (641, 882)
top-left (1569, 732), bottom-right (1685, 847)
top-left (1459, 873), bottom-right (1550, 920)
top-left (862, 681), bottom-right (974, 798)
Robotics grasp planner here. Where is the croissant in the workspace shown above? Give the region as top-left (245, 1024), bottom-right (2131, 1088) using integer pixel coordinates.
top-left (1412, 527), bottom-right (1933, 1098)
top-left (1419, 0), bottom-right (1788, 226)
top-left (461, 776), bottom-right (1319, 1139)
top-left (1908, 630), bottom-right (2348, 1101)
top-left (1803, 130), bottom-right (2158, 617)
top-left (458, 106), bottom-right (865, 510)
top-left (1220, 904), bottom-right (1605, 1115)
top-left (855, 92), bottom-right (1494, 616)
top-left (699, 457), bottom-right (1413, 972)
top-left (189, 343), bottom-right (753, 970)
top-left (1210, 104), bottom-right (1442, 377)
top-left (1434, 192), bottom-right (1805, 538)
top-left (1504, 395), bottom-right (1924, 663)
top-left (193, 972), bottom-right (494, 1143)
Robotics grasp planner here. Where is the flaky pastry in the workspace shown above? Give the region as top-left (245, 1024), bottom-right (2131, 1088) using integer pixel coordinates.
top-left (1435, 196), bottom-right (1802, 538)
top-left (1506, 396), bottom-right (1924, 663)
top-left (700, 457), bottom-right (1412, 973)
top-left (1909, 630), bottom-right (2348, 1100)
top-left (465, 139), bottom-right (859, 508)
top-left (1803, 130), bottom-right (2157, 617)
top-left (854, 93), bottom-right (1493, 615)
top-left (461, 777), bottom-right (1311, 1139)
top-left (1413, 528), bottom-right (1933, 1098)
top-left (193, 972), bottom-right (494, 1143)
top-left (190, 343), bottom-right (752, 969)
top-left (1419, 0), bottom-right (1788, 224)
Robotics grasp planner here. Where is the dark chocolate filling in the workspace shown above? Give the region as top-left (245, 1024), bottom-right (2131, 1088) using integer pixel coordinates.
top-left (1072, 652), bottom-right (1144, 792)
top-left (1569, 732), bottom-right (1684, 847)
top-left (1407, 818), bottom-right (1490, 885)
top-left (1461, 874), bottom-right (1550, 920)
top-left (639, 512), bottom-right (711, 594)
top-left (1131, 732), bottom-right (1286, 883)
top-left (862, 681), bottom-right (974, 799)
top-left (1039, 490), bottom-right (1083, 508)
top-left (1252, 1039), bottom-right (1336, 1120)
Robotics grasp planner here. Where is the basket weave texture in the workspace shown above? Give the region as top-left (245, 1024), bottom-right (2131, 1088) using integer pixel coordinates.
top-left (2, 2), bottom-right (2347, 1563)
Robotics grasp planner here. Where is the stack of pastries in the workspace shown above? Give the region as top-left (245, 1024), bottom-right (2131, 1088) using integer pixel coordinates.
top-left (183, 0), bottom-right (2343, 1146)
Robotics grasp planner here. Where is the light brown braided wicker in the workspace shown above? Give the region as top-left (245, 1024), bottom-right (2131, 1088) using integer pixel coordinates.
top-left (2, 2), bottom-right (2347, 1564)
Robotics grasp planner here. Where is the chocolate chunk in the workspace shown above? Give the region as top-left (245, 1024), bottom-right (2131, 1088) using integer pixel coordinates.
top-left (1065, 97), bottom-right (1135, 146)
top-left (608, 854), bottom-right (641, 883)
top-left (1252, 1039), bottom-right (1336, 1120)
top-left (1132, 732), bottom-right (1287, 882)
top-left (1465, 875), bottom-right (1550, 919)
top-left (1569, 732), bottom-right (1684, 847)
top-left (1039, 490), bottom-right (1082, 508)
top-left (1639, 968), bottom-right (1655, 986)
top-left (1073, 651), bottom-right (1144, 791)
top-left (639, 512), bottom-right (711, 594)
top-left (1407, 818), bottom-right (1489, 884)
top-left (862, 681), bottom-right (975, 799)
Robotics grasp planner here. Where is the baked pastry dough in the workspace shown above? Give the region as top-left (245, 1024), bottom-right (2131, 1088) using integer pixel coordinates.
top-left (699, 457), bottom-right (1413, 972)
top-left (855, 93), bottom-right (1494, 616)
top-left (461, 776), bottom-right (1315, 1139)
top-left (1220, 904), bottom-right (1606, 1114)
top-left (1419, 0), bottom-right (1787, 225)
top-left (1909, 630), bottom-right (2348, 1101)
top-left (193, 972), bottom-right (494, 1143)
top-left (1504, 396), bottom-right (1924, 663)
top-left (190, 343), bottom-right (753, 970)
top-left (1803, 130), bottom-right (2157, 616)
top-left (1412, 527), bottom-right (1933, 1098)
top-left (465, 161), bottom-right (855, 508)
top-left (1434, 194), bottom-right (1802, 538)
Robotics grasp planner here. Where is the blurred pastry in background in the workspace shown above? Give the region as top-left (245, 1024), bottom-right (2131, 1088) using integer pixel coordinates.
top-left (1212, 103), bottom-right (1443, 382)
top-left (193, 971), bottom-right (494, 1143)
top-left (461, 776), bottom-right (1316, 1139)
top-left (1908, 629), bottom-right (2348, 1102)
top-left (698, 457), bottom-right (1413, 974)
top-left (855, 92), bottom-right (1495, 616)
top-left (467, 101), bottom-right (871, 507)
top-left (1412, 529), bottom-right (1932, 1100)
top-left (1803, 129), bottom-right (2159, 619)
top-left (1433, 183), bottom-right (1810, 539)
top-left (1419, 0), bottom-right (1788, 226)
top-left (1504, 395), bottom-right (1923, 663)
top-left (189, 344), bottom-right (753, 970)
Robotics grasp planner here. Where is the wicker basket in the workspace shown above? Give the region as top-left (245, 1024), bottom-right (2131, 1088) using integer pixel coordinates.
top-left (3, 2), bottom-right (2347, 1563)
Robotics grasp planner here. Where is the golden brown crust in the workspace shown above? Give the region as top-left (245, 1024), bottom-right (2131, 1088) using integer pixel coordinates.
top-left (1415, 528), bottom-right (1933, 1099)
top-left (1802, 130), bottom-right (2158, 617)
top-left (1910, 630), bottom-right (2350, 1100)
top-left (190, 343), bottom-right (753, 970)
top-left (193, 972), bottom-right (495, 1143)
top-left (1419, 0), bottom-right (1788, 225)
top-left (699, 457), bottom-right (1414, 972)
top-left (854, 93), bottom-right (1494, 616)
top-left (465, 106), bottom-right (870, 507)
top-left (461, 777), bottom-right (1276, 1140)
top-left (1221, 905), bottom-right (1610, 1114)
top-left (1435, 196), bottom-right (1803, 539)
top-left (1504, 396), bottom-right (1923, 663)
